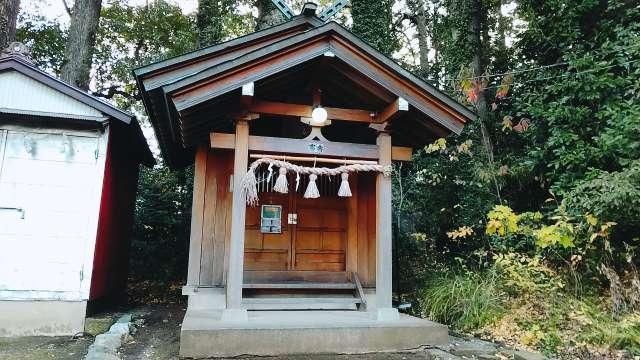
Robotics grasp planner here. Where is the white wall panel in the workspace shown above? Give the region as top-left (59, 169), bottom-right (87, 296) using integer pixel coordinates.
top-left (0, 71), bottom-right (104, 119)
top-left (0, 127), bottom-right (105, 299)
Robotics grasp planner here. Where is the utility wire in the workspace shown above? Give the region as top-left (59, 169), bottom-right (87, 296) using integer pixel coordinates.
top-left (439, 41), bottom-right (640, 83)
top-left (481, 58), bottom-right (640, 90)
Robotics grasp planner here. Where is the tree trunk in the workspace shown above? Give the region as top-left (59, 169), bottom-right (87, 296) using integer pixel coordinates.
top-left (406, 0), bottom-right (430, 78)
top-left (468, 0), bottom-right (501, 203)
top-left (0, 0), bottom-right (20, 50)
top-left (60, 0), bottom-right (102, 90)
top-left (255, 0), bottom-right (286, 31)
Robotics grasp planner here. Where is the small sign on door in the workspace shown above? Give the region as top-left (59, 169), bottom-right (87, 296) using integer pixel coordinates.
top-left (288, 213), bottom-right (297, 225)
top-left (260, 205), bottom-right (282, 234)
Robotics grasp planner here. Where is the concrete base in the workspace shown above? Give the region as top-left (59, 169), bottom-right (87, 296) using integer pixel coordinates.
top-left (0, 300), bottom-right (86, 336)
top-left (376, 307), bottom-right (400, 321)
top-left (179, 310), bottom-right (448, 358)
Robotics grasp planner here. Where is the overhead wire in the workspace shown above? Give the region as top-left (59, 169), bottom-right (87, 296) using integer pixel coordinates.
top-left (438, 41), bottom-right (640, 83)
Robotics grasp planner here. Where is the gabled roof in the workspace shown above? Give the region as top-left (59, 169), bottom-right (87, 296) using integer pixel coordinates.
top-left (0, 55), bottom-right (155, 166)
top-left (135, 15), bottom-right (475, 168)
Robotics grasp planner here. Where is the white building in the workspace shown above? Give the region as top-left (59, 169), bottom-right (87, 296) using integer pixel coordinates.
top-left (0, 43), bottom-right (153, 336)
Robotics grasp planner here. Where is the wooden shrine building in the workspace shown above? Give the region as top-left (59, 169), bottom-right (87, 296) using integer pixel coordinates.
top-left (135, 4), bottom-right (475, 357)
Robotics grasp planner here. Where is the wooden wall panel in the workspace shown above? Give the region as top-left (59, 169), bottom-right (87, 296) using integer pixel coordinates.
top-left (356, 174), bottom-right (369, 285)
top-left (186, 147), bottom-right (207, 286)
top-left (213, 152), bottom-right (232, 284)
top-left (194, 149), bottom-right (233, 287)
top-left (367, 174), bottom-right (377, 287)
top-left (199, 153), bottom-right (218, 285)
top-left (355, 173), bottom-right (377, 288)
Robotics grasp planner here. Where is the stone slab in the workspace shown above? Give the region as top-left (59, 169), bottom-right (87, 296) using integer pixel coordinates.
top-left (0, 300), bottom-right (86, 337)
top-left (179, 310), bottom-right (448, 358)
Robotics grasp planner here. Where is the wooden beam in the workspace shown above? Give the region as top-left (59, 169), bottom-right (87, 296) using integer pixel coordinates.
top-left (210, 132), bottom-right (413, 161)
top-left (247, 100), bottom-right (375, 123)
top-left (391, 146), bottom-right (412, 161)
top-left (375, 97), bottom-right (408, 123)
top-left (250, 154), bottom-right (378, 165)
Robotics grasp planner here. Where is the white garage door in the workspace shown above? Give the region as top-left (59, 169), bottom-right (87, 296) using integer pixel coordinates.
top-left (0, 129), bottom-right (100, 293)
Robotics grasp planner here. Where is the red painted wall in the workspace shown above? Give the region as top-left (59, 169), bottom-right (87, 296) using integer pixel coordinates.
top-left (89, 125), bottom-right (140, 300)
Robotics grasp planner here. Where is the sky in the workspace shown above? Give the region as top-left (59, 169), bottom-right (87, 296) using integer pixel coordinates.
top-left (22, 0), bottom-right (199, 24)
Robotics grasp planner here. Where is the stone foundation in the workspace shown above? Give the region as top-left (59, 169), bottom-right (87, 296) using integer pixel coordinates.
top-left (0, 300), bottom-right (87, 336)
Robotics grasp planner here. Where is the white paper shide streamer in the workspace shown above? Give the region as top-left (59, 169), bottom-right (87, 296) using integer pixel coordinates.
top-left (304, 174), bottom-right (320, 199)
top-left (241, 158), bottom-right (392, 206)
top-left (273, 167), bottom-right (288, 194)
top-left (338, 173), bottom-right (352, 197)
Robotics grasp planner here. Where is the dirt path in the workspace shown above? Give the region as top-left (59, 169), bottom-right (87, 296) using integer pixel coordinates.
top-left (0, 335), bottom-right (93, 360)
top-left (120, 305), bottom-right (184, 359)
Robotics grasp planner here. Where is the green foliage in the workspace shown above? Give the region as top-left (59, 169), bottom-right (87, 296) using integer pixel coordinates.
top-left (95, 0), bottom-right (197, 109)
top-left (15, 13), bottom-right (65, 74)
top-left (493, 252), bottom-right (564, 295)
top-left (566, 161), bottom-right (640, 227)
top-left (130, 166), bottom-right (193, 280)
top-left (514, 0), bottom-right (640, 194)
top-left (419, 271), bottom-right (506, 331)
top-left (351, 0), bottom-right (399, 56)
top-left (197, 0), bottom-right (236, 46)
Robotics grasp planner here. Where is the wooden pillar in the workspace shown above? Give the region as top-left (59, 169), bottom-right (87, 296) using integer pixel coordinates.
top-left (186, 147), bottom-right (207, 288)
top-left (223, 119), bottom-right (250, 321)
top-left (374, 132), bottom-right (399, 320)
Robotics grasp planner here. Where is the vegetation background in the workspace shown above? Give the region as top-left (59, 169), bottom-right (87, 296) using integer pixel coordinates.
top-left (2, 0), bottom-right (639, 358)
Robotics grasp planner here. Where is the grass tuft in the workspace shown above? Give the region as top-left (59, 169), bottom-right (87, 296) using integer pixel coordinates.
top-left (419, 271), bottom-right (506, 331)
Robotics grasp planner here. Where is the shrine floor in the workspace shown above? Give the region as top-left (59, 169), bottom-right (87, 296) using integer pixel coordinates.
top-left (179, 309), bottom-right (448, 358)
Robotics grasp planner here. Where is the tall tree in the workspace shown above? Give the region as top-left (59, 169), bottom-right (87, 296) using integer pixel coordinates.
top-left (255, 0), bottom-right (286, 31)
top-left (405, 0), bottom-right (431, 78)
top-left (351, 0), bottom-right (398, 56)
top-left (60, 0), bottom-right (102, 89)
top-left (197, 0), bottom-right (234, 47)
top-left (0, 0), bottom-right (20, 50)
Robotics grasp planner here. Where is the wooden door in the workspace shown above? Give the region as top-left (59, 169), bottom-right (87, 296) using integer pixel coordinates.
top-left (244, 191), bottom-right (291, 270)
top-left (293, 196), bottom-right (347, 271)
top-left (244, 172), bottom-right (347, 272)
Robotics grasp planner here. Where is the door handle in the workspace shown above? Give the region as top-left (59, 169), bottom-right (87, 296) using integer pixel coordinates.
top-left (0, 207), bottom-right (25, 219)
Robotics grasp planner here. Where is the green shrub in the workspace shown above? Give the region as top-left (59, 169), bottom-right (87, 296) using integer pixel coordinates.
top-left (493, 252), bottom-right (564, 296)
top-left (419, 271), bottom-right (506, 331)
top-left (565, 161), bottom-right (640, 227)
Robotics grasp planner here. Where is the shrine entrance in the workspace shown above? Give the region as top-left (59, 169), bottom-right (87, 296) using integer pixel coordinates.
top-left (134, 3), bottom-right (476, 355)
top-left (245, 173), bottom-right (348, 273)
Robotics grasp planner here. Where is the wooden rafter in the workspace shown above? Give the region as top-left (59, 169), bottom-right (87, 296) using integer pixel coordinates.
top-left (210, 132), bottom-right (412, 161)
top-left (247, 100), bottom-right (375, 123)
top-left (374, 97), bottom-right (409, 123)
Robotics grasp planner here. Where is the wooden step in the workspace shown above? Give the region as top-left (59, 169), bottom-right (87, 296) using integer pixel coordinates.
top-left (243, 282), bottom-right (355, 290)
top-left (242, 296), bottom-right (362, 310)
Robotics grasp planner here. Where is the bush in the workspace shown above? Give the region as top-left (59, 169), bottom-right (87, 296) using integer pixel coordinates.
top-left (493, 252), bottom-right (564, 296)
top-left (419, 271), bottom-right (506, 331)
top-left (565, 161), bottom-right (640, 227)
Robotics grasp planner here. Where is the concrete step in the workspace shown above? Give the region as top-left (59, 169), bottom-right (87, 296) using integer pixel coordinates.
top-left (243, 282), bottom-right (356, 290)
top-left (180, 310), bottom-right (450, 357)
top-left (242, 296), bottom-right (361, 310)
